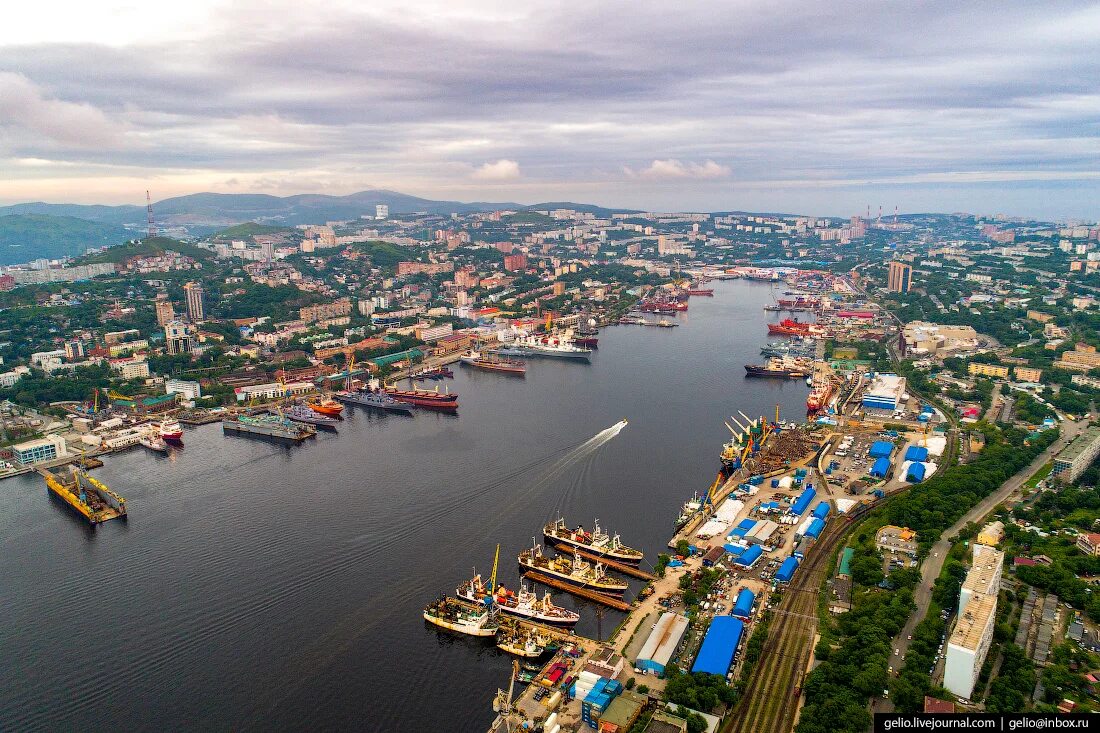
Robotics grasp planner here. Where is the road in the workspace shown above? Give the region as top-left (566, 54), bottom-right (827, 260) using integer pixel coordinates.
top-left (877, 419), bottom-right (1088, 711)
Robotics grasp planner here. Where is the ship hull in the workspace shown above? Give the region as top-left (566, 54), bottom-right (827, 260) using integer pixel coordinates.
top-left (383, 390), bottom-right (459, 411)
top-left (542, 531), bottom-right (643, 565)
top-left (518, 562), bottom-right (627, 596)
top-left (744, 365), bottom-right (808, 378)
top-left (496, 346), bottom-right (591, 362)
top-left (334, 392), bottom-right (415, 413)
top-left (460, 356), bottom-right (527, 375)
top-left (456, 590), bottom-right (578, 626)
top-left (422, 612), bottom-right (498, 637)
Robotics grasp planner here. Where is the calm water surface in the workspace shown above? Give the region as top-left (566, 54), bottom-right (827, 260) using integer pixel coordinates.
top-left (1, 280), bottom-right (808, 732)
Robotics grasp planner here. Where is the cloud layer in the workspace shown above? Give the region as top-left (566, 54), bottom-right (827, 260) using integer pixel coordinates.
top-left (0, 0), bottom-right (1098, 217)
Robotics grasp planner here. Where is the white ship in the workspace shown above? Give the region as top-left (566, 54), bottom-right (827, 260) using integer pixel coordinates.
top-left (457, 574), bottom-right (580, 627)
top-left (496, 332), bottom-right (592, 361)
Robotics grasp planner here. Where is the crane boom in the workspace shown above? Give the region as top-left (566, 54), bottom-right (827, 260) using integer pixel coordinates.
top-left (489, 543), bottom-right (500, 593)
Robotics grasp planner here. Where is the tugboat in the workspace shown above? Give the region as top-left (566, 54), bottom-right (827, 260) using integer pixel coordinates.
top-left (518, 542), bottom-right (629, 596)
top-left (422, 595), bottom-right (499, 637)
top-left (542, 517), bottom-right (644, 565)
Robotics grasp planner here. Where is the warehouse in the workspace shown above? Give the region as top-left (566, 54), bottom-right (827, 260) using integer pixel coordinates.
top-left (691, 616), bottom-right (745, 676)
top-left (790, 486), bottom-right (817, 516)
top-left (862, 373), bottom-right (906, 411)
top-left (732, 588), bottom-right (756, 619)
top-left (906, 462), bottom-right (927, 483)
top-left (868, 440), bottom-right (895, 459)
top-left (732, 544), bottom-right (763, 568)
top-left (904, 445), bottom-right (929, 462)
top-left (745, 519), bottom-right (778, 545)
top-left (635, 612), bottom-right (690, 676)
top-left (775, 556), bottom-right (800, 583)
top-left (869, 456), bottom-right (892, 478)
top-left (811, 501), bottom-right (830, 520)
top-left (804, 517), bottom-right (825, 540)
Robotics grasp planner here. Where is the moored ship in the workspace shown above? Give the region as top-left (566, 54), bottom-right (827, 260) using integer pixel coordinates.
top-left (457, 574), bottom-right (580, 627)
top-left (42, 466), bottom-right (127, 525)
top-left (767, 318), bottom-right (824, 337)
top-left (518, 542), bottom-right (629, 596)
top-left (306, 398), bottom-right (344, 417)
top-left (496, 334), bottom-right (591, 362)
top-left (335, 389), bottom-right (415, 414)
top-left (806, 378), bottom-right (838, 414)
top-left (382, 385), bottom-right (459, 411)
top-left (422, 596), bottom-right (499, 637)
top-left (495, 623), bottom-right (551, 658)
top-left (542, 517), bottom-right (643, 564)
top-left (284, 404), bottom-right (340, 429)
top-left (222, 413), bottom-right (316, 441)
top-left (744, 356), bottom-right (812, 378)
top-left (459, 351), bottom-right (527, 375)
top-left (676, 491), bottom-right (703, 529)
top-left (159, 418), bottom-right (184, 443)
top-left (139, 432), bottom-right (169, 454)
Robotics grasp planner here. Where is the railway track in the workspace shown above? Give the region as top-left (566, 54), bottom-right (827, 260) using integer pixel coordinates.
top-left (721, 515), bottom-right (854, 733)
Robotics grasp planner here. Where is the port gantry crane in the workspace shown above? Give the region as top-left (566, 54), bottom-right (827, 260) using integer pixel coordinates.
top-left (491, 660), bottom-right (523, 732)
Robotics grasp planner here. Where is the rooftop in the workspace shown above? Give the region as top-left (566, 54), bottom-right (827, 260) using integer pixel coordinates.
top-left (963, 545), bottom-right (1004, 596)
top-left (1058, 427), bottom-right (1100, 462)
top-left (950, 594), bottom-right (997, 651)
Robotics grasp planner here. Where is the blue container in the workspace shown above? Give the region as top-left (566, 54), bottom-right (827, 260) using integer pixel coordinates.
top-left (771, 478), bottom-right (780, 488)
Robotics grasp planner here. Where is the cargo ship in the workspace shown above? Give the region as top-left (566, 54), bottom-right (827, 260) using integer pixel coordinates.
top-left (744, 357), bottom-right (812, 378)
top-left (382, 385), bottom-right (459, 411)
top-left (306, 398), bottom-right (344, 417)
top-left (459, 351), bottom-right (527, 375)
top-left (413, 367), bottom-right (454, 380)
top-left (284, 404), bottom-right (340, 429)
top-left (457, 574), bottom-right (580, 627)
top-left (676, 491), bottom-right (703, 530)
top-left (542, 517), bottom-right (644, 565)
top-left (43, 466), bottom-right (127, 525)
top-left (496, 334), bottom-right (592, 362)
top-left (159, 418), bottom-right (184, 443)
top-left (637, 300), bottom-right (688, 313)
top-left (518, 543), bottom-right (629, 596)
top-left (776, 296), bottom-right (819, 309)
top-left (571, 329), bottom-right (599, 348)
top-left (222, 414), bottom-right (316, 441)
top-left (422, 596), bottom-right (500, 637)
top-left (335, 389), bottom-right (415, 414)
top-left (767, 318), bottom-right (824, 337)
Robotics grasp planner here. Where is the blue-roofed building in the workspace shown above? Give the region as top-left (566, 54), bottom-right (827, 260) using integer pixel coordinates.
top-left (723, 543), bottom-right (744, 556)
top-left (775, 556), bottom-right (800, 583)
top-left (869, 456), bottom-right (892, 478)
top-left (811, 501), bottom-right (830, 520)
top-left (732, 543), bottom-right (763, 568)
top-left (732, 588), bottom-right (756, 620)
top-left (790, 486), bottom-right (817, 516)
top-left (906, 462), bottom-right (927, 483)
top-left (869, 440), bottom-right (895, 458)
top-left (691, 616), bottom-right (744, 676)
top-left (805, 517), bottom-right (825, 539)
top-left (904, 445), bottom-right (929, 462)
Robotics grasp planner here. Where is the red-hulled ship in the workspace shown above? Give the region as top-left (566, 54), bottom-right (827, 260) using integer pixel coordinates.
top-left (571, 331), bottom-right (599, 348)
top-left (686, 288), bottom-right (714, 296)
top-left (806, 379), bottom-right (837, 414)
top-left (777, 296), bottom-right (819, 309)
top-left (383, 385), bottom-right (459, 411)
top-left (638, 300), bottom-right (688, 313)
top-left (768, 318), bottom-right (823, 336)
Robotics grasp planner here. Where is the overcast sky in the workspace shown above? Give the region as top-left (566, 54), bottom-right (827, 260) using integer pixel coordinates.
top-left (1, 0), bottom-right (1098, 219)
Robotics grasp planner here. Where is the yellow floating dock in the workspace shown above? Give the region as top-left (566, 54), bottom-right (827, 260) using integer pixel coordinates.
top-left (40, 467), bottom-right (127, 525)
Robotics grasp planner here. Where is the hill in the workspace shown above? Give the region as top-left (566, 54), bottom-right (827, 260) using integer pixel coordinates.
top-left (211, 222), bottom-right (293, 239)
top-left (522, 201), bottom-right (643, 217)
top-left (77, 236), bottom-right (217, 265)
top-left (0, 214), bottom-right (133, 265)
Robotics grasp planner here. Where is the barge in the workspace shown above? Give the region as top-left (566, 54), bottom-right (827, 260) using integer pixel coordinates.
top-left (222, 414), bottom-right (316, 441)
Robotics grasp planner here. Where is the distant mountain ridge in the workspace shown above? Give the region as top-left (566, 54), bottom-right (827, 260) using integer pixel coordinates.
top-left (0, 215), bottom-right (134, 266)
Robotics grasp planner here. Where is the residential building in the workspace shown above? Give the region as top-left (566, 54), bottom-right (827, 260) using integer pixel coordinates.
top-left (1052, 427), bottom-right (1100, 483)
top-left (413, 323), bottom-right (454, 343)
top-left (976, 521), bottom-right (1004, 547)
top-left (1054, 343), bottom-right (1100, 373)
top-left (165, 320), bottom-right (195, 355)
top-left (12, 434), bottom-right (68, 465)
top-left (503, 253), bottom-right (528, 271)
top-left (63, 340), bottom-right (85, 360)
top-left (0, 366), bottom-right (30, 388)
top-left (396, 261), bottom-right (454, 276)
top-left (944, 594), bottom-right (997, 699)
top-left (967, 362), bottom-right (1009, 378)
top-left (1014, 367), bottom-right (1043, 383)
top-left (183, 281), bottom-right (205, 322)
top-left (959, 545), bottom-right (1003, 614)
top-left (375, 204), bottom-right (388, 219)
top-left (887, 261), bottom-right (913, 293)
top-left (111, 358), bottom-right (150, 379)
top-left (155, 292), bottom-right (175, 326)
top-left (1076, 533), bottom-right (1100, 557)
top-left (300, 298), bottom-right (352, 324)
top-left (874, 525), bottom-right (918, 556)
top-left (165, 379), bottom-right (202, 400)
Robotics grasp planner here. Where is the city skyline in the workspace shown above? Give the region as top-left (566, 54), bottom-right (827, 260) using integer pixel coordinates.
top-left (1, 1), bottom-right (1099, 219)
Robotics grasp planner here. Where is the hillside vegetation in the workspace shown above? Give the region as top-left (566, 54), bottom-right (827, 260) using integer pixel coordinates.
top-left (77, 236), bottom-right (216, 265)
top-left (0, 214), bottom-right (132, 265)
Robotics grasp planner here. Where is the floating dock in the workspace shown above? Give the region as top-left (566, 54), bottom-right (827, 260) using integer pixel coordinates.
top-left (553, 545), bottom-right (656, 580)
top-left (40, 466), bottom-right (126, 524)
top-left (522, 571), bottom-right (632, 611)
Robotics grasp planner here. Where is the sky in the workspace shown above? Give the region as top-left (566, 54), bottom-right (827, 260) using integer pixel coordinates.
top-left (1, 0), bottom-right (1099, 219)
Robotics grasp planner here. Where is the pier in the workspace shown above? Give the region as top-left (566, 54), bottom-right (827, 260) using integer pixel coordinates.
top-left (521, 571), bottom-right (633, 611)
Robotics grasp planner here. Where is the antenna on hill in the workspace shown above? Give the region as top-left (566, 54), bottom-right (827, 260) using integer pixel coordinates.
top-left (894, 205), bottom-right (898, 225)
top-left (146, 190), bottom-right (156, 239)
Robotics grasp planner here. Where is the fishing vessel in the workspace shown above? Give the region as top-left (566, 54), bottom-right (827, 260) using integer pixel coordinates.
top-left (382, 385), bottom-right (459, 411)
top-left (744, 356), bottom-right (812, 378)
top-left (422, 596), bottom-right (499, 637)
top-left (496, 624), bottom-right (550, 658)
top-left (138, 433), bottom-right (169, 454)
top-left (335, 389), bottom-right (415, 414)
top-left (284, 404), bottom-right (340, 429)
top-left (457, 575), bottom-right (580, 627)
top-left (676, 492), bottom-right (703, 529)
top-left (222, 414), bottom-right (316, 441)
top-left (496, 333), bottom-right (592, 362)
top-left (307, 398), bottom-right (344, 417)
top-left (459, 351), bottom-right (527, 375)
top-left (42, 466), bottom-right (127, 525)
top-left (542, 517), bottom-right (644, 564)
top-left (159, 418), bottom-right (183, 443)
top-left (518, 542), bottom-right (629, 596)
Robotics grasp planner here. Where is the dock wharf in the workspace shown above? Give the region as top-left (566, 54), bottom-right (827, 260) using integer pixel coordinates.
top-left (552, 545), bottom-right (655, 580)
top-left (521, 571), bottom-right (633, 611)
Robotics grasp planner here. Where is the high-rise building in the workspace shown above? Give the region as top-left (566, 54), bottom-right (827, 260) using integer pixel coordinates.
top-left (375, 204), bottom-right (389, 220)
top-left (887, 261), bottom-right (913, 293)
top-left (155, 292), bottom-right (175, 326)
top-left (165, 320), bottom-right (194, 355)
top-left (183, 282), bottom-right (205, 322)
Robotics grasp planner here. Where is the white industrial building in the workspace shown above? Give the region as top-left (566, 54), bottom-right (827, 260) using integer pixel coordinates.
top-left (861, 373), bottom-right (906, 411)
top-left (635, 612), bottom-right (689, 676)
